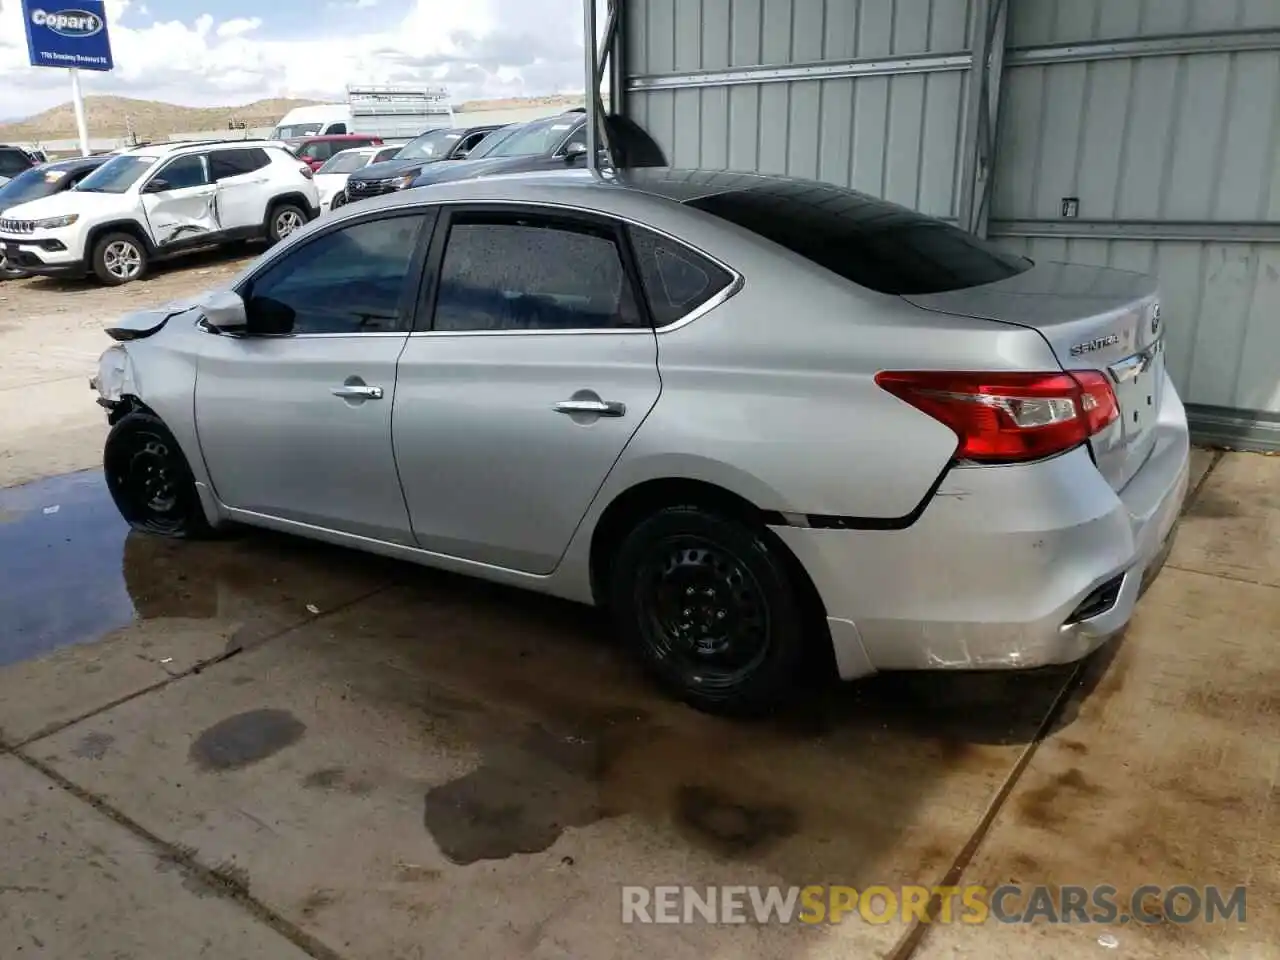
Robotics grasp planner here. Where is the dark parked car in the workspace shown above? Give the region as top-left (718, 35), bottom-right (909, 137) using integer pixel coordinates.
top-left (0, 154), bottom-right (107, 278)
top-left (343, 124), bottom-right (503, 202)
top-left (0, 144), bottom-right (38, 184)
top-left (407, 112), bottom-right (666, 190)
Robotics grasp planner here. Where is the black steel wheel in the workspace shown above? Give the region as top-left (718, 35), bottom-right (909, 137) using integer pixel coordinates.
top-left (104, 411), bottom-right (211, 538)
top-left (609, 505), bottom-right (807, 715)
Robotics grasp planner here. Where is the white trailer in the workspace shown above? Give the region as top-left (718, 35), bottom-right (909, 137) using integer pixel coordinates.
top-left (346, 85), bottom-right (454, 139)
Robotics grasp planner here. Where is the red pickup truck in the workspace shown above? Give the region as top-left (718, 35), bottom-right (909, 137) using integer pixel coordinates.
top-left (287, 134), bottom-right (384, 172)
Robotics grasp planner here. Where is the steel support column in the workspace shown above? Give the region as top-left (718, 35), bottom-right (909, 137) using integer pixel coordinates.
top-left (956, 0), bottom-right (1008, 237)
top-left (583, 0), bottom-right (619, 176)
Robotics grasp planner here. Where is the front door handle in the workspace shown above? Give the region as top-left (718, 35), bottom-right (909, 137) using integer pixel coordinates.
top-left (553, 398), bottom-right (626, 417)
top-left (332, 384), bottom-right (383, 400)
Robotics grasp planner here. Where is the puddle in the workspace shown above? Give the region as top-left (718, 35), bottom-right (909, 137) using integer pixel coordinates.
top-left (0, 469), bottom-right (405, 669)
top-left (0, 470), bottom-right (136, 667)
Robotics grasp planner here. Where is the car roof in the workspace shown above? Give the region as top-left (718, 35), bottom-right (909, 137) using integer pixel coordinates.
top-left (41, 155), bottom-right (108, 172)
top-left (335, 166), bottom-right (920, 230)
top-left (121, 139), bottom-right (283, 159)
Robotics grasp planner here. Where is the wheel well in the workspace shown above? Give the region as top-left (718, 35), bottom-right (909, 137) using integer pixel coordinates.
top-left (87, 221), bottom-right (154, 258)
top-left (268, 193), bottom-right (314, 220)
top-left (107, 394), bottom-right (158, 426)
top-left (588, 478), bottom-right (833, 670)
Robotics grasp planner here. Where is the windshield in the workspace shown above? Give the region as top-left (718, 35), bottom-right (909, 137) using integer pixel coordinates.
top-left (273, 123), bottom-right (322, 139)
top-left (74, 155), bottom-right (156, 194)
top-left (472, 116), bottom-right (580, 159)
top-left (395, 129), bottom-right (461, 161)
top-left (317, 151), bottom-right (370, 174)
top-left (0, 165), bottom-right (69, 207)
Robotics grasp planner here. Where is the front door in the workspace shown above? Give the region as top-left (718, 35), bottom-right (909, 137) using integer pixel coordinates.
top-left (393, 205), bottom-right (661, 574)
top-left (195, 210), bottom-right (434, 543)
top-left (140, 153), bottom-right (219, 247)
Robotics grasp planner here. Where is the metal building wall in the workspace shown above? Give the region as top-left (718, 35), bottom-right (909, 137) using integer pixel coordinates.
top-left (990, 0), bottom-right (1280, 448)
top-left (619, 0), bottom-right (1280, 449)
top-left (624, 0), bottom-right (976, 220)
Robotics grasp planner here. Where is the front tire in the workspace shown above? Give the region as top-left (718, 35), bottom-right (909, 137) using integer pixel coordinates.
top-left (608, 505), bottom-right (808, 715)
top-left (92, 232), bottom-right (149, 285)
top-left (266, 202), bottom-right (307, 245)
top-left (104, 411), bottom-right (211, 538)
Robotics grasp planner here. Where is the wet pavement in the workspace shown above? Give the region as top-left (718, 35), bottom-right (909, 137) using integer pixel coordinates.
top-left (0, 448), bottom-right (1276, 959)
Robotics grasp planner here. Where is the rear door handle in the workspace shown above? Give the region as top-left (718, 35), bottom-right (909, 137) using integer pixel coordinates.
top-left (332, 384), bottom-right (383, 400)
top-left (553, 398), bottom-right (626, 417)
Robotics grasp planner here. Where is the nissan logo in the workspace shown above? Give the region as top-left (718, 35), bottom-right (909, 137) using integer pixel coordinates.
top-left (31, 8), bottom-right (104, 38)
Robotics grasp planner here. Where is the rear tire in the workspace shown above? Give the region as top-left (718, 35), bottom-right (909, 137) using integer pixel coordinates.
top-left (104, 411), bottom-right (211, 539)
top-left (607, 505), bottom-right (807, 715)
top-left (266, 202), bottom-right (307, 245)
top-left (91, 231), bottom-right (149, 285)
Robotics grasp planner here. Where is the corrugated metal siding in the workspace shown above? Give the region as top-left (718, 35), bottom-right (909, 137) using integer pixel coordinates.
top-left (1007, 0), bottom-right (1280, 45)
top-left (997, 237), bottom-right (1280, 416)
top-left (625, 0), bottom-right (975, 217)
top-left (994, 0), bottom-right (1280, 420)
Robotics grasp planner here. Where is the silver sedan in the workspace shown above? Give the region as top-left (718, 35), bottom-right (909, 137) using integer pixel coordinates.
top-left (91, 169), bottom-right (1190, 714)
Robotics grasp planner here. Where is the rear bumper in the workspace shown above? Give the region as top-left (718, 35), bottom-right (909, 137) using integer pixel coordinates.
top-left (774, 372), bottom-right (1191, 679)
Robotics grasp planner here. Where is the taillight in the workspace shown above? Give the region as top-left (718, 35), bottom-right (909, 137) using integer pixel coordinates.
top-left (874, 370), bottom-right (1119, 463)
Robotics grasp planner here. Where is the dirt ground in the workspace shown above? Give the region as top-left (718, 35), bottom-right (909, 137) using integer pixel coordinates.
top-left (0, 260), bottom-right (1277, 960)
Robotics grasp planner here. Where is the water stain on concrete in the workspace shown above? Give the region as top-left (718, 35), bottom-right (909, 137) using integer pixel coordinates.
top-left (189, 709), bottom-right (306, 772)
top-left (71, 732), bottom-right (115, 760)
top-left (301, 766), bottom-right (374, 796)
top-left (673, 784), bottom-right (798, 857)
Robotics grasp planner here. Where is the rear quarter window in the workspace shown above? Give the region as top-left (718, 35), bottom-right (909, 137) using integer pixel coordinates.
top-left (629, 226), bottom-right (735, 328)
top-left (687, 183), bottom-right (1030, 296)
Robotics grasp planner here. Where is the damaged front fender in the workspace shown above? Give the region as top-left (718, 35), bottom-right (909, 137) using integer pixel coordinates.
top-left (91, 343), bottom-right (139, 409)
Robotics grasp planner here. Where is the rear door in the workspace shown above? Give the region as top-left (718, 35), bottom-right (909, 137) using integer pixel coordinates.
top-left (392, 204), bottom-right (661, 574)
top-left (209, 148), bottom-right (272, 232)
top-left (139, 153), bottom-right (219, 247)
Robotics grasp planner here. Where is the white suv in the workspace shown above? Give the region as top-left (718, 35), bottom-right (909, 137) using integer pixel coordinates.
top-left (0, 140), bottom-right (320, 285)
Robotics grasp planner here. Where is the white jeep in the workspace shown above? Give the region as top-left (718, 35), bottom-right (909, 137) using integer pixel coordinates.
top-left (0, 140), bottom-right (320, 285)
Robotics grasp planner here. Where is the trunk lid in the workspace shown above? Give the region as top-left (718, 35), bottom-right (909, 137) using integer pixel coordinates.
top-left (903, 260), bottom-right (1164, 492)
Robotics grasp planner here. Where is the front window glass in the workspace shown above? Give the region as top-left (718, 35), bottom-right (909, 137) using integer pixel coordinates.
top-left (245, 214), bottom-right (428, 335)
top-left (75, 155), bottom-right (156, 193)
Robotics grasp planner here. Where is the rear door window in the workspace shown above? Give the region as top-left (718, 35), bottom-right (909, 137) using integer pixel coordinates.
top-left (628, 226), bottom-right (735, 328)
top-left (209, 148), bottom-right (270, 181)
top-left (687, 182), bottom-right (1030, 295)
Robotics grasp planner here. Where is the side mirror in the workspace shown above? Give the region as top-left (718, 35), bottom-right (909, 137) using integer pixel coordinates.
top-left (199, 288), bottom-right (249, 334)
top-left (564, 141), bottom-right (588, 162)
top-left (142, 178), bottom-right (170, 194)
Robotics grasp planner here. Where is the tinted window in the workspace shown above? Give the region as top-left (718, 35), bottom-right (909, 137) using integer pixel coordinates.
top-left (687, 182), bottom-right (1031, 295)
top-left (0, 150), bottom-right (32, 177)
top-left (75, 155), bottom-right (155, 193)
top-left (155, 155), bottom-right (209, 189)
top-left (328, 123), bottom-right (347, 134)
top-left (374, 147), bottom-right (400, 163)
top-left (274, 123), bottom-right (322, 138)
top-left (246, 214), bottom-right (428, 335)
top-left (630, 227), bottom-right (734, 327)
top-left (209, 148), bottom-right (269, 181)
top-left (432, 215), bottom-right (644, 332)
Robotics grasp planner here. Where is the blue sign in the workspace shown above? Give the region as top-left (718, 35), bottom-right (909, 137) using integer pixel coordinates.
top-left (22, 0), bottom-right (114, 72)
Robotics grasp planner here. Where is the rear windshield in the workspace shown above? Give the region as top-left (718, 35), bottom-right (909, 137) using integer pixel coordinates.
top-left (687, 181), bottom-right (1031, 295)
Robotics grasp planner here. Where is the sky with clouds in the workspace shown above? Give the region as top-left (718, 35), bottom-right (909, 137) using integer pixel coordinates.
top-left (0, 0), bottom-right (591, 119)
